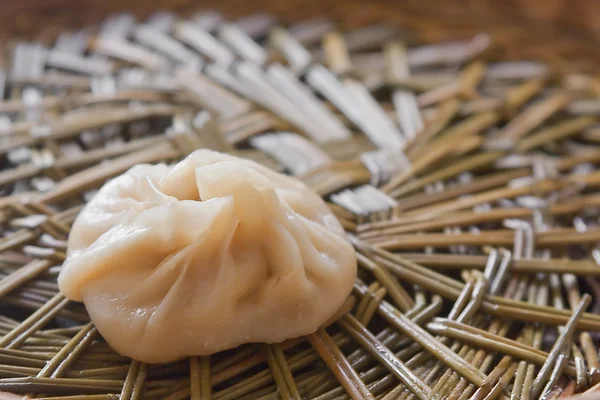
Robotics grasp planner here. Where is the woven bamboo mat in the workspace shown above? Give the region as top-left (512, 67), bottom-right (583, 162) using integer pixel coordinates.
top-left (1, 4), bottom-right (600, 400)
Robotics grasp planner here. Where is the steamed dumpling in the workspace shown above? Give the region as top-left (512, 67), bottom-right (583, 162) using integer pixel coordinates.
top-left (59, 149), bottom-right (356, 363)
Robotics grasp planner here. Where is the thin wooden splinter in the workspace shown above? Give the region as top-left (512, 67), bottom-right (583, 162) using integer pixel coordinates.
top-left (531, 295), bottom-right (592, 399)
top-left (308, 328), bottom-right (375, 400)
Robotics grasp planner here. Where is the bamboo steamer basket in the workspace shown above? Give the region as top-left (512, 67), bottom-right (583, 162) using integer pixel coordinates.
top-left (0, 1), bottom-right (600, 399)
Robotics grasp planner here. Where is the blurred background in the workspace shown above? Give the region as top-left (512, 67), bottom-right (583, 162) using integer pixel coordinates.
top-left (1, 0), bottom-right (600, 73)
top-left (2, 0), bottom-right (600, 40)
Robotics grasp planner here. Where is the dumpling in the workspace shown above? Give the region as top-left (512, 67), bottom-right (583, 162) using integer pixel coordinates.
top-left (59, 149), bottom-right (356, 363)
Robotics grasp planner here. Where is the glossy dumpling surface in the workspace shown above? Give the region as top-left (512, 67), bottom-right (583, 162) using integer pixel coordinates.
top-left (59, 149), bottom-right (356, 363)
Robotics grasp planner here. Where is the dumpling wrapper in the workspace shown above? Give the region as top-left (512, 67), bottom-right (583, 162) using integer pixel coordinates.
top-left (59, 149), bottom-right (357, 363)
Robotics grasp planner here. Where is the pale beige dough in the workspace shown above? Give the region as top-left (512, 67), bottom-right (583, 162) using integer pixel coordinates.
top-left (59, 149), bottom-right (356, 363)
